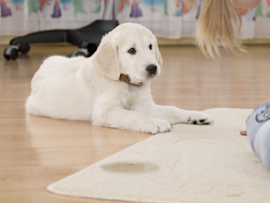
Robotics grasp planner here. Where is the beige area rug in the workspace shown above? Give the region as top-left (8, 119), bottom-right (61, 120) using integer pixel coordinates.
top-left (47, 108), bottom-right (270, 203)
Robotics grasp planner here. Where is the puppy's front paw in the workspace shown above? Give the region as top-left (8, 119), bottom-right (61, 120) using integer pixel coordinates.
top-left (144, 118), bottom-right (171, 134)
top-left (188, 111), bottom-right (213, 125)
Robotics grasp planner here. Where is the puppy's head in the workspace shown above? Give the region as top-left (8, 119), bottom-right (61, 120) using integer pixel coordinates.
top-left (92, 23), bottom-right (163, 83)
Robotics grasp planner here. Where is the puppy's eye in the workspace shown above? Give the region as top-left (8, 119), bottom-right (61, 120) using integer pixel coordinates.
top-left (149, 44), bottom-right (152, 50)
top-left (128, 48), bottom-right (136, 55)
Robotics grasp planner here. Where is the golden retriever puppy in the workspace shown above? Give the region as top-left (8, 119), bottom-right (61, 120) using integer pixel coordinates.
top-left (26, 23), bottom-right (213, 134)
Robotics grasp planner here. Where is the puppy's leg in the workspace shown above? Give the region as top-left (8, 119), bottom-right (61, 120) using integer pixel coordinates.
top-left (132, 100), bottom-right (213, 125)
top-left (147, 105), bottom-right (213, 125)
top-left (92, 107), bottom-right (171, 134)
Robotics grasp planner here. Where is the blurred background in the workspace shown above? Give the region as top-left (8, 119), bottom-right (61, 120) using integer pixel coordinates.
top-left (0, 0), bottom-right (270, 45)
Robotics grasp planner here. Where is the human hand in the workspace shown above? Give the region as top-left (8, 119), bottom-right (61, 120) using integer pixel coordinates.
top-left (240, 130), bottom-right (247, 136)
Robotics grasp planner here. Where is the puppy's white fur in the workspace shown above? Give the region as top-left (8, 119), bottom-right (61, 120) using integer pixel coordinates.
top-left (26, 23), bottom-right (213, 134)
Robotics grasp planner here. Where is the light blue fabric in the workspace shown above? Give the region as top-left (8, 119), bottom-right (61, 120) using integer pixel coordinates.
top-left (246, 101), bottom-right (270, 171)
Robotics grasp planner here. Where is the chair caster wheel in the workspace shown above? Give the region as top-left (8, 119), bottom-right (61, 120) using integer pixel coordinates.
top-left (71, 49), bottom-right (88, 57)
top-left (4, 48), bottom-right (10, 60)
top-left (4, 45), bottom-right (19, 60)
top-left (87, 44), bottom-right (97, 56)
top-left (19, 43), bottom-right (30, 54)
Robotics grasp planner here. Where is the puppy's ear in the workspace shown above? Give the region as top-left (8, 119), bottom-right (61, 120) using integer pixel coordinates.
top-left (152, 34), bottom-right (163, 67)
top-left (92, 35), bottom-right (120, 81)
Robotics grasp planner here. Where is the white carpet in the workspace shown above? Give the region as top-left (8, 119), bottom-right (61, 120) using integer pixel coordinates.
top-left (47, 108), bottom-right (270, 203)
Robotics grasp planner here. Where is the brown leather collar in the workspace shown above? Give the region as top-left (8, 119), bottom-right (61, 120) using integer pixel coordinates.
top-left (119, 74), bottom-right (143, 87)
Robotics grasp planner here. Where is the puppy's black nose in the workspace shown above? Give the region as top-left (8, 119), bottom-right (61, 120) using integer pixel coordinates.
top-left (146, 64), bottom-right (157, 74)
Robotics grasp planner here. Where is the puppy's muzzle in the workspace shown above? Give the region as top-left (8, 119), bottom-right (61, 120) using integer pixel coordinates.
top-left (146, 64), bottom-right (157, 76)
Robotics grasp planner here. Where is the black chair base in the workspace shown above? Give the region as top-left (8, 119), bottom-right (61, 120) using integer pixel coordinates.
top-left (3, 20), bottom-right (119, 60)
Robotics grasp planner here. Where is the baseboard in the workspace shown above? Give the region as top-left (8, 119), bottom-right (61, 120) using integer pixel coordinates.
top-left (157, 37), bottom-right (270, 46)
top-left (1, 36), bottom-right (270, 46)
top-left (0, 36), bottom-right (14, 45)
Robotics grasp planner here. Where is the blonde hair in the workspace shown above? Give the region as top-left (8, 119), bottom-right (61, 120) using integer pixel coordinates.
top-left (183, 0), bottom-right (197, 7)
top-left (183, 0), bottom-right (244, 58)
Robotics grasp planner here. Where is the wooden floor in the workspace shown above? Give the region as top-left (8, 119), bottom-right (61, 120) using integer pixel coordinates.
top-left (0, 45), bottom-right (270, 203)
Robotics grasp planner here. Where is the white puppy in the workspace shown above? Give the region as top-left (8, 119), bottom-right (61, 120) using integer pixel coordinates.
top-left (26, 23), bottom-right (213, 134)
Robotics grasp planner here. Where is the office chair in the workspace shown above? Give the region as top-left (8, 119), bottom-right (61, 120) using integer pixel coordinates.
top-left (3, 0), bottom-right (120, 60)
